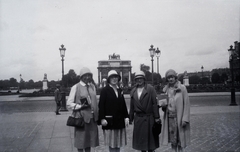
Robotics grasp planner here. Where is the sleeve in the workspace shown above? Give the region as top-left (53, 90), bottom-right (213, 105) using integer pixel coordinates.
top-left (67, 85), bottom-right (77, 109)
top-left (98, 88), bottom-right (106, 121)
top-left (121, 93), bottom-right (129, 119)
top-left (181, 85), bottom-right (190, 123)
top-left (129, 94), bottom-right (135, 123)
top-left (151, 86), bottom-right (160, 119)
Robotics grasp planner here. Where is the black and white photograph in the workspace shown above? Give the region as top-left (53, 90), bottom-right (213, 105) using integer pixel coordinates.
top-left (0, 0), bottom-right (239, 151)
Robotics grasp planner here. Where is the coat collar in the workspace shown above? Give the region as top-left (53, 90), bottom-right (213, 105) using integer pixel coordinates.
top-left (163, 81), bottom-right (182, 94)
top-left (105, 84), bottom-right (122, 98)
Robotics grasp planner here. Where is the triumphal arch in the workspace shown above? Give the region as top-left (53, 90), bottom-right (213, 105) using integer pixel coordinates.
top-left (97, 53), bottom-right (132, 88)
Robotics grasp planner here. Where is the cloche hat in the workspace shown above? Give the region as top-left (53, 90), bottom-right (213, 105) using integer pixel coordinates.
top-left (107, 70), bottom-right (121, 83)
top-left (134, 71), bottom-right (145, 80)
top-left (165, 69), bottom-right (177, 78)
top-left (79, 67), bottom-right (92, 78)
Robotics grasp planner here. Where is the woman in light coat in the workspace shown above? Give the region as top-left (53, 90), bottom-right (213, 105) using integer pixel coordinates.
top-left (129, 71), bottom-right (160, 152)
top-left (67, 67), bottom-right (99, 152)
top-left (161, 69), bottom-right (190, 152)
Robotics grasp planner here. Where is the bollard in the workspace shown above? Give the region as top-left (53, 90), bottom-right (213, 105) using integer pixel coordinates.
top-left (60, 92), bottom-right (68, 111)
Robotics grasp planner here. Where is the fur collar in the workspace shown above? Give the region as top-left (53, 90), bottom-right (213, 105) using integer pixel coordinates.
top-left (163, 81), bottom-right (181, 94)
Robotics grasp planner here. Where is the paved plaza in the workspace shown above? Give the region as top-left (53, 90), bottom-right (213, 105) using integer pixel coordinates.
top-left (0, 93), bottom-right (239, 152)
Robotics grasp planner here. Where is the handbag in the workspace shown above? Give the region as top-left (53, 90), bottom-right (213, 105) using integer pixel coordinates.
top-left (66, 110), bottom-right (85, 128)
top-left (152, 122), bottom-right (162, 136)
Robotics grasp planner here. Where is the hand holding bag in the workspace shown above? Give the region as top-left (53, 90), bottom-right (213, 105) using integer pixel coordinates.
top-left (152, 121), bottom-right (162, 136)
top-left (66, 106), bottom-right (84, 128)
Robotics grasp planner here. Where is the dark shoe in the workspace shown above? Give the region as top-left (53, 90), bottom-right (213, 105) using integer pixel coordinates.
top-left (56, 113), bottom-right (61, 115)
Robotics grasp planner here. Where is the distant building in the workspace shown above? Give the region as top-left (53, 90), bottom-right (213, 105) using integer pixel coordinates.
top-left (97, 54), bottom-right (132, 87)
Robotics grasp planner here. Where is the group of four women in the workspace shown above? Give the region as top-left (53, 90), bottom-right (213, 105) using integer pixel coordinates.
top-left (67, 67), bottom-right (190, 152)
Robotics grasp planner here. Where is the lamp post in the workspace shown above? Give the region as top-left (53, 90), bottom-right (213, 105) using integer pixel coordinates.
top-left (149, 45), bottom-right (155, 85)
top-left (19, 74), bottom-right (21, 92)
top-left (59, 44), bottom-right (68, 111)
top-left (155, 48), bottom-right (161, 74)
top-left (201, 65), bottom-right (204, 84)
top-left (228, 45), bottom-right (237, 106)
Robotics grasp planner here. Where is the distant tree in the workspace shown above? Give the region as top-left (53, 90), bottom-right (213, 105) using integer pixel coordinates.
top-left (9, 78), bottom-right (18, 87)
top-left (153, 73), bottom-right (162, 85)
top-left (211, 73), bottom-right (220, 83)
top-left (67, 69), bottom-right (77, 87)
top-left (140, 64), bottom-right (150, 72)
top-left (33, 81), bottom-right (42, 89)
top-left (19, 78), bottom-right (25, 89)
top-left (25, 79), bottom-right (35, 89)
top-left (178, 74), bottom-right (184, 84)
top-left (189, 75), bottom-right (200, 84)
top-left (202, 77), bottom-right (210, 84)
top-left (220, 73), bottom-right (228, 83)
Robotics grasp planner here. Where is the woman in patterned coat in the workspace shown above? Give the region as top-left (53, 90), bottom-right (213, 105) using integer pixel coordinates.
top-left (160, 69), bottom-right (190, 152)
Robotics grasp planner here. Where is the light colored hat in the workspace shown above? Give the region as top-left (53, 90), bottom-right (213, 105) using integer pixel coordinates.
top-left (79, 67), bottom-right (92, 78)
top-left (165, 69), bottom-right (177, 78)
top-left (135, 71), bottom-right (145, 80)
top-left (107, 70), bottom-right (121, 83)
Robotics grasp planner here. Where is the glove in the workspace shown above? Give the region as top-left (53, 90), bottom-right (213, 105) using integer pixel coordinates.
top-left (182, 121), bottom-right (188, 128)
top-left (155, 118), bottom-right (161, 124)
top-left (101, 119), bottom-right (108, 126)
top-left (125, 118), bottom-right (129, 127)
top-left (74, 104), bottom-right (82, 110)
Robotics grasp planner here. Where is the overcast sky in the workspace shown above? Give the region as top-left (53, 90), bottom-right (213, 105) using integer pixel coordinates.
top-left (0, 0), bottom-right (239, 83)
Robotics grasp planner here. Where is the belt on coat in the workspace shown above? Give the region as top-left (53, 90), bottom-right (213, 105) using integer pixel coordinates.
top-left (135, 113), bottom-right (153, 117)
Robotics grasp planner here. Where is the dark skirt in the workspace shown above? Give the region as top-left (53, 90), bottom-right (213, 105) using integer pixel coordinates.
top-left (74, 119), bottom-right (99, 149)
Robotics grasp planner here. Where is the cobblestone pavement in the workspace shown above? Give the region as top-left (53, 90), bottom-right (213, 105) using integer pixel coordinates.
top-left (0, 94), bottom-right (239, 152)
top-left (0, 111), bottom-right (239, 152)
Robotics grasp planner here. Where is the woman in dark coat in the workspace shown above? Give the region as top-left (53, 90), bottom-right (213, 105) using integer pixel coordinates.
top-left (129, 71), bottom-right (161, 152)
top-left (98, 70), bottom-right (129, 152)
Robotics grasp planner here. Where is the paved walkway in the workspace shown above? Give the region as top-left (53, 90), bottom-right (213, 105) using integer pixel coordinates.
top-left (0, 93), bottom-right (239, 152)
top-left (0, 106), bottom-right (239, 152)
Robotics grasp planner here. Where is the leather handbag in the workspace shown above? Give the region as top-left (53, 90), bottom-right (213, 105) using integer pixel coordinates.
top-left (152, 122), bottom-right (162, 136)
top-left (66, 110), bottom-right (84, 128)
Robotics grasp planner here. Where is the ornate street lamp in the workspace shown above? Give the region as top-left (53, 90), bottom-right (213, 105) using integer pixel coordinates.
top-left (201, 65), bottom-right (204, 84)
top-left (149, 45), bottom-right (155, 85)
top-left (59, 44), bottom-right (68, 111)
top-left (155, 48), bottom-right (161, 74)
top-left (228, 45), bottom-right (237, 106)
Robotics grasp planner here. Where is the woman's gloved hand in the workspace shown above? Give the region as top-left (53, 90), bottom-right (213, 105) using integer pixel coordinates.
top-left (182, 121), bottom-right (188, 128)
top-left (101, 119), bottom-right (108, 126)
top-left (74, 104), bottom-right (82, 110)
top-left (125, 118), bottom-right (129, 127)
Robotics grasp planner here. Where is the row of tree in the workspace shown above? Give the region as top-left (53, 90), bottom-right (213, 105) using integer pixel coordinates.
top-left (0, 65), bottom-right (231, 90)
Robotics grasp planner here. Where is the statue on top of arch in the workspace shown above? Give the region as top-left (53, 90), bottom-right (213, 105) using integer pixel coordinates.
top-left (109, 53), bottom-right (120, 60)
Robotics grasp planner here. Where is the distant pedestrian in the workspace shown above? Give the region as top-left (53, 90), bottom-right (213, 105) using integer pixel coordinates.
top-left (67, 67), bottom-right (99, 152)
top-left (161, 69), bottom-right (190, 152)
top-left (129, 71), bottom-right (161, 152)
top-left (98, 70), bottom-right (129, 152)
top-left (54, 84), bottom-right (61, 115)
